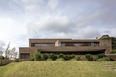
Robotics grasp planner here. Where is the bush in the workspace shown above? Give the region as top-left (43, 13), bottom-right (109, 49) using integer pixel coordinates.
top-left (30, 57), bottom-right (35, 61)
top-left (110, 49), bottom-right (116, 54)
top-left (64, 54), bottom-right (70, 60)
top-left (86, 54), bottom-right (94, 61)
top-left (77, 56), bottom-right (81, 61)
top-left (59, 53), bottom-right (64, 58)
top-left (49, 53), bottom-right (57, 60)
top-left (70, 58), bottom-right (77, 61)
top-left (35, 52), bottom-right (41, 61)
top-left (0, 56), bottom-right (4, 60)
top-left (43, 53), bottom-right (48, 60)
top-left (70, 54), bottom-right (75, 59)
top-left (47, 58), bottom-right (52, 61)
top-left (56, 58), bottom-right (64, 61)
top-left (64, 54), bottom-right (75, 60)
top-left (15, 59), bottom-right (19, 62)
top-left (97, 54), bottom-right (106, 59)
top-left (98, 57), bottom-right (111, 61)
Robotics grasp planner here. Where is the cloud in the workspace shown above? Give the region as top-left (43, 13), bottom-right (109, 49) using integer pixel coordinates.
top-left (26, 16), bottom-right (74, 35)
top-left (0, 40), bottom-right (5, 50)
top-left (26, 15), bottom-right (100, 39)
top-left (0, 0), bottom-right (116, 51)
top-left (48, 0), bottom-right (59, 9)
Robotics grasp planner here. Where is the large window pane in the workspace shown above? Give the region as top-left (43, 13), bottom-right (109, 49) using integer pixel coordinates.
top-left (20, 53), bottom-right (30, 59)
top-left (31, 43), bottom-right (55, 47)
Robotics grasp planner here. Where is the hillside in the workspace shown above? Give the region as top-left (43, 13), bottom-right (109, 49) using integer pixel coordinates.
top-left (0, 61), bottom-right (116, 77)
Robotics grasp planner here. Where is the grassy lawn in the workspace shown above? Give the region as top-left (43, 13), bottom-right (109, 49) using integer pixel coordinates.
top-left (0, 61), bottom-right (116, 77)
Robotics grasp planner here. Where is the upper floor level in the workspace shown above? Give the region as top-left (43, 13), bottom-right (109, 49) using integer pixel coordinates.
top-left (29, 39), bottom-right (112, 48)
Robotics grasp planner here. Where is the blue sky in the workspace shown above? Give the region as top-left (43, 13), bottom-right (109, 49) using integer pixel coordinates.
top-left (0, 0), bottom-right (116, 51)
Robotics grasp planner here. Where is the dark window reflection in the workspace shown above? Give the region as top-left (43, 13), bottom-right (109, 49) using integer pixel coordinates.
top-left (31, 43), bottom-right (55, 47)
top-left (20, 53), bottom-right (30, 59)
top-left (61, 42), bottom-right (99, 46)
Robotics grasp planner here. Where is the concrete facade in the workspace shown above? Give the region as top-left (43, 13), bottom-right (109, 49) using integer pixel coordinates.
top-left (19, 39), bottom-right (112, 61)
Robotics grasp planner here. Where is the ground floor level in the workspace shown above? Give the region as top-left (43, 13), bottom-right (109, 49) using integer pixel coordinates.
top-left (19, 46), bottom-right (111, 61)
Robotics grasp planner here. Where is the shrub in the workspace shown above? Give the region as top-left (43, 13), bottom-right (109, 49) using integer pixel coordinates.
top-left (43, 53), bottom-right (48, 60)
top-left (86, 54), bottom-right (94, 61)
top-left (97, 54), bottom-right (106, 59)
top-left (98, 57), bottom-right (111, 61)
top-left (49, 53), bottom-right (57, 60)
top-left (70, 58), bottom-right (77, 61)
top-left (47, 58), bottom-right (52, 61)
top-left (56, 58), bottom-right (64, 61)
top-left (70, 54), bottom-right (75, 59)
top-left (59, 53), bottom-right (64, 58)
top-left (35, 52), bottom-right (41, 61)
top-left (30, 57), bottom-right (35, 61)
top-left (110, 49), bottom-right (116, 54)
top-left (15, 59), bottom-right (19, 62)
top-left (64, 54), bottom-right (70, 60)
top-left (0, 56), bottom-right (4, 60)
top-left (77, 56), bottom-right (81, 61)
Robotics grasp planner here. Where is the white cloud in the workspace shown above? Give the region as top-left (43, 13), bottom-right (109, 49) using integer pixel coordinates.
top-left (0, 0), bottom-right (116, 53)
top-left (26, 15), bottom-right (100, 39)
top-left (26, 15), bottom-right (73, 36)
top-left (48, 0), bottom-right (59, 9)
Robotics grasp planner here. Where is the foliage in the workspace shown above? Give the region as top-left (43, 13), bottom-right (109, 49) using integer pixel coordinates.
top-left (0, 56), bottom-right (4, 60)
top-left (77, 56), bottom-right (81, 61)
top-left (99, 35), bottom-right (111, 40)
top-left (86, 54), bottom-right (94, 61)
top-left (47, 58), bottom-right (52, 61)
top-left (98, 57), bottom-right (111, 61)
top-left (30, 57), bottom-right (35, 61)
top-left (56, 58), bottom-right (64, 61)
top-left (64, 54), bottom-right (70, 60)
top-left (5, 42), bottom-right (10, 58)
top-left (49, 53), bottom-right (57, 60)
top-left (14, 59), bottom-right (19, 62)
top-left (43, 53), bottom-right (48, 60)
top-left (70, 58), bottom-right (77, 61)
top-left (111, 37), bottom-right (116, 49)
top-left (70, 54), bottom-right (75, 59)
top-left (0, 51), bottom-right (3, 56)
top-left (35, 52), bottom-right (41, 61)
top-left (110, 49), bottom-right (116, 54)
top-left (59, 53), bottom-right (64, 58)
top-left (97, 54), bottom-right (106, 59)
top-left (63, 54), bottom-right (75, 60)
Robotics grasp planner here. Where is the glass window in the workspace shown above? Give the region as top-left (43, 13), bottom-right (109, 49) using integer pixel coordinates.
top-left (20, 53), bottom-right (30, 59)
top-left (31, 43), bottom-right (55, 47)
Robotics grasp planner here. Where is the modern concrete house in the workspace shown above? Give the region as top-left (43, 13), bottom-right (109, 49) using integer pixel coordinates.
top-left (19, 38), bottom-right (112, 61)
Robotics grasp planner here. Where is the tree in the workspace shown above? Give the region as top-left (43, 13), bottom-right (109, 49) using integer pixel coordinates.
top-left (14, 52), bottom-right (18, 59)
top-left (10, 47), bottom-right (16, 59)
top-left (110, 49), bottom-right (116, 54)
top-left (5, 42), bottom-right (10, 58)
top-left (111, 37), bottom-right (116, 49)
top-left (0, 51), bottom-right (3, 56)
top-left (99, 35), bottom-right (111, 40)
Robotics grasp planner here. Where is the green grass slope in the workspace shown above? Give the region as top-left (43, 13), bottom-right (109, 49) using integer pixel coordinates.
top-left (0, 61), bottom-right (116, 77)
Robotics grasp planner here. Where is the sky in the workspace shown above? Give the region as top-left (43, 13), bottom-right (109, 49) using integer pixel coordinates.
top-left (0, 0), bottom-right (116, 52)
